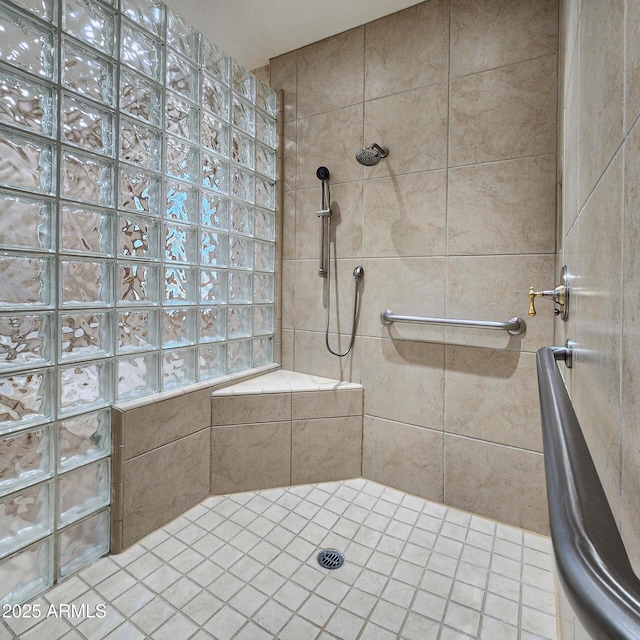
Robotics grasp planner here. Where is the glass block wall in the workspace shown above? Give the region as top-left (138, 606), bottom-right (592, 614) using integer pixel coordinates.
top-left (0, 0), bottom-right (277, 604)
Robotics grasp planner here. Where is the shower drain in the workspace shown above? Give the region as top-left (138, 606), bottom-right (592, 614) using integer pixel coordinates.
top-left (317, 548), bottom-right (345, 570)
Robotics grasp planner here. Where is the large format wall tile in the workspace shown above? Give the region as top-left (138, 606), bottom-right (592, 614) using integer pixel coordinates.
top-left (364, 82), bottom-right (448, 177)
top-left (444, 435), bottom-right (548, 534)
top-left (118, 388), bottom-right (211, 460)
top-left (450, 0), bottom-right (559, 78)
top-left (211, 392), bottom-right (291, 426)
top-left (449, 55), bottom-right (557, 166)
top-left (445, 347), bottom-right (542, 452)
top-left (211, 422), bottom-right (291, 494)
top-left (123, 429), bottom-right (210, 548)
top-left (360, 336), bottom-right (444, 429)
top-left (364, 0), bottom-right (449, 100)
top-left (294, 330), bottom-right (361, 383)
top-left (447, 156), bottom-right (556, 256)
top-left (297, 27), bottom-right (364, 119)
top-left (362, 171), bottom-right (447, 258)
top-left (291, 416), bottom-right (362, 484)
top-left (269, 50), bottom-right (297, 123)
top-left (363, 416), bottom-right (443, 502)
top-left (626, 0), bottom-right (640, 131)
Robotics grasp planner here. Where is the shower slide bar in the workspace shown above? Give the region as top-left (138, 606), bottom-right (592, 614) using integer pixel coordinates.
top-left (380, 310), bottom-right (526, 335)
top-left (537, 346), bottom-right (640, 639)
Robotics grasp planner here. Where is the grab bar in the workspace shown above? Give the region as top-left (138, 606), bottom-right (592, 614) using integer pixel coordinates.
top-left (380, 310), bottom-right (526, 335)
top-left (537, 346), bottom-right (640, 639)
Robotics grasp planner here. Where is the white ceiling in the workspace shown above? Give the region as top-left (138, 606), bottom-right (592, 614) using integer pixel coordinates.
top-left (161, 0), bottom-right (424, 70)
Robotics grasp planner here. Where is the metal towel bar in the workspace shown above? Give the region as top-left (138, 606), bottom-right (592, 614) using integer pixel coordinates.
top-left (537, 346), bottom-right (640, 639)
top-left (380, 309), bottom-right (526, 335)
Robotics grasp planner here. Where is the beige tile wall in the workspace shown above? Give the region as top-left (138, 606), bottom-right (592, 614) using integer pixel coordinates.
top-left (271, 0), bottom-right (558, 534)
top-left (556, 0), bottom-right (640, 636)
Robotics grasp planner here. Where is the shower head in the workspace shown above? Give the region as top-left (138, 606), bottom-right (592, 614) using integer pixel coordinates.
top-left (356, 143), bottom-right (388, 166)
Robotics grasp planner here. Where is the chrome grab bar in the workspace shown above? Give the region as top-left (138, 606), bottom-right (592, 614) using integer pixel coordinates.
top-left (537, 346), bottom-right (640, 639)
top-left (380, 310), bottom-right (526, 335)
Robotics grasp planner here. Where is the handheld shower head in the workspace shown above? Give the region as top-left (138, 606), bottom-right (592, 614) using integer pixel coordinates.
top-left (356, 143), bottom-right (388, 166)
top-left (316, 166), bottom-right (330, 181)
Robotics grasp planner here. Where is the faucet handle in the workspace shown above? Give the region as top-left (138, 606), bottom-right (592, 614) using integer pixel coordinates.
top-left (527, 266), bottom-right (571, 321)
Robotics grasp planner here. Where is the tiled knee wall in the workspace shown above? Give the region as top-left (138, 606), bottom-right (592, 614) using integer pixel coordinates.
top-left (112, 370), bottom-right (363, 552)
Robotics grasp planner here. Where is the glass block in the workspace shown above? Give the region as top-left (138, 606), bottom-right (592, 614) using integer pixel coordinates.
top-left (200, 268), bottom-right (227, 304)
top-left (201, 112), bottom-right (228, 156)
top-left (252, 336), bottom-right (273, 368)
top-left (118, 213), bottom-right (159, 259)
top-left (228, 271), bottom-right (252, 303)
top-left (166, 136), bottom-right (198, 183)
top-left (198, 342), bottom-right (225, 380)
top-left (0, 313), bottom-right (52, 371)
top-left (199, 307), bottom-right (225, 343)
top-left (0, 128), bottom-right (54, 194)
top-left (232, 60), bottom-right (255, 101)
top-left (120, 69), bottom-right (162, 127)
top-left (62, 0), bottom-right (116, 56)
top-left (0, 481), bottom-right (52, 559)
top-left (202, 152), bottom-right (229, 193)
top-left (227, 339), bottom-right (250, 374)
top-left (59, 311), bottom-right (111, 361)
top-left (253, 273), bottom-right (274, 303)
top-left (162, 346), bottom-right (195, 390)
top-left (117, 351), bottom-right (158, 400)
top-left (254, 207), bottom-right (276, 242)
top-left (202, 75), bottom-right (229, 121)
top-left (165, 92), bottom-right (198, 142)
top-left (61, 205), bottom-right (112, 255)
top-left (165, 50), bottom-right (198, 103)
top-left (165, 223), bottom-right (196, 263)
top-left (232, 130), bottom-right (254, 169)
top-left (0, 5), bottom-right (55, 79)
top-left (257, 81), bottom-right (277, 117)
top-left (60, 259), bottom-right (112, 307)
top-left (0, 537), bottom-right (52, 606)
top-left (62, 149), bottom-right (114, 206)
top-left (253, 305), bottom-right (274, 336)
top-left (201, 40), bottom-right (228, 84)
top-left (200, 230), bottom-right (228, 267)
top-left (58, 458), bottom-right (109, 526)
top-left (0, 426), bottom-right (52, 497)
top-left (255, 176), bottom-right (275, 210)
top-left (167, 10), bottom-right (198, 62)
top-left (231, 166), bottom-right (254, 203)
top-left (164, 266), bottom-right (195, 304)
top-left (229, 235), bottom-right (254, 271)
top-left (254, 240), bottom-right (275, 272)
top-left (163, 308), bottom-right (195, 347)
top-left (119, 167), bottom-right (160, 215)
top-left (10, 0), bottom-right (55, 23)
top-left (59, 410), bottom-right (110, 471)
top-left (120, 117), bottom-right (161, 171)
top-left (0, 70), bottom-right (55, 137)
top-left (230, 202), bottom-right (253, 236)
top-left (165, 180), bottom-right (197, 224)
top-left (58, 508), bottom-right (109, 579)
top-left (231, 96), bottom-right (254, 135)
top-left (201, 190), bottom-right (228, 230)
top-left (121, 0), bottom-right (164, 37)
top-left (256, 109), bottom-right (276, 148)
top-left (63, 94), bottom-right (113, 156)
top-left (0, 370), bottom-right (51, 433)
top-left (0, 254), bottom-right (52, 309)
top-left (118, 309), bottom-right (158, 352)
top-left (227, 306), bottom-right (251, 339)
top-left (118, 262), bottom-right (159, 305)
top-left (120, 21), bottom-right (162, 82)
top-left (0, 192), bottom-right (53, 252)
top-left (63, 39), bottom-right (114, 105)
top-left (58, 360), bottom-right (112, 417)
top-left (256, 144), bottom-right (276, 179)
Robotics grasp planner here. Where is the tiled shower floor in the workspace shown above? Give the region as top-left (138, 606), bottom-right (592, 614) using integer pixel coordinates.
top-left (1, 479), bottom-right (557, 640)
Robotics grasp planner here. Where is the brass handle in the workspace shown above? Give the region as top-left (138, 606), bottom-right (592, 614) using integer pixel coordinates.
top-left (529, 287), bottom-right (539, 317)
